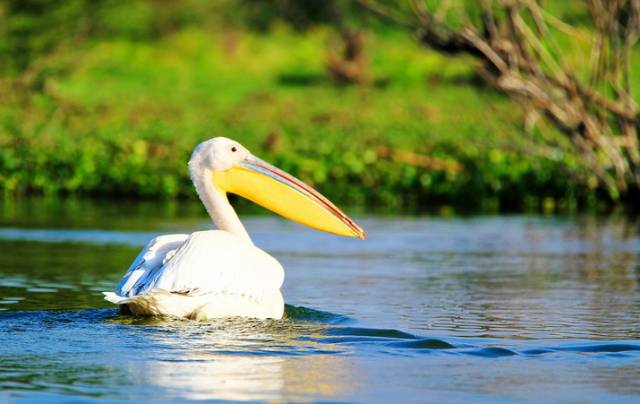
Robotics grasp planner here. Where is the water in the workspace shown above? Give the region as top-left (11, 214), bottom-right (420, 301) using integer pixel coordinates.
top-left (1, 199), bottom-right (639, 402)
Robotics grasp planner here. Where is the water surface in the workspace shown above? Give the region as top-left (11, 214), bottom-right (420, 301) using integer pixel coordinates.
top-left (1, 199), bottom-right (639, 402)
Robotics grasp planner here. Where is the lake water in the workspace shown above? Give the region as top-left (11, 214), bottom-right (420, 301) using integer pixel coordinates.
top-left (0, 199), bottom-right (639, 402)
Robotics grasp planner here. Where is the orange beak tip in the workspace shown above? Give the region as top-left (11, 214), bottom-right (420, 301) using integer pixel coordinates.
top-left (357, 228), bottom-right (367, 240)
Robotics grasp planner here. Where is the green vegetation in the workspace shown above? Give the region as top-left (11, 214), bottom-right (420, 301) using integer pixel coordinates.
top-left (0, 1), bottom-right (631, 212)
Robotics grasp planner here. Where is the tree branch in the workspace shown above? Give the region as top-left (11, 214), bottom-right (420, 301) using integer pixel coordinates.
top-left (356, 0), bottom-right (640, 193)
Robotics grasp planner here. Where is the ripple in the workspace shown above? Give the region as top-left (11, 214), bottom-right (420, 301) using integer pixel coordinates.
top-left (389, 338), bottom-right (455, 349)
top-left (552, 343), bottom-right (640, 353)
top-left (521, 348), bottom-right (553, 355)
top-left (0, 227), bottom-right (154, 246)
top-left (2, 307), bottom-right (639, 361)
top-left (324, 327), bottom-right (417, 340)
top-left (466, 347), bottom-right (518, 357)
top-left (284, 305), bottom-right (352, 324)
top-left (25, 288), bottom-right (58, 293)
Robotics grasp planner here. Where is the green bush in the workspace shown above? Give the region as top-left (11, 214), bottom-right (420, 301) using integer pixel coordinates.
top-left (0, 2), bottom-right (625, 212)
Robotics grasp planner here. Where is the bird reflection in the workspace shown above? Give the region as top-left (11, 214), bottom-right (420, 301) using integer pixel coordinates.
top-left (139, 353), bottom-right (356, 401)
top-left (111, 315), bottom-right (358, 401)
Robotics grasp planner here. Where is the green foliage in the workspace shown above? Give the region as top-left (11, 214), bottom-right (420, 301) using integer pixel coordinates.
top-left (0, 26), bottom-right (588, 211)
top-left (0, 0), bottom-right (233, 74)
top-left (0, 1), bottom-right (623, 212)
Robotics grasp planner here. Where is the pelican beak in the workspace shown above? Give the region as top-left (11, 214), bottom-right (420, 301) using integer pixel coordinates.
top-left (212, 155), bottom-right (366, 239)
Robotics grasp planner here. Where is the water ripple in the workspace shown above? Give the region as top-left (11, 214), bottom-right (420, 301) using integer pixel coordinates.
top-left (0, 227), bottom-right (155, 246)
top-left (4, 307), bottom-right (637, 360)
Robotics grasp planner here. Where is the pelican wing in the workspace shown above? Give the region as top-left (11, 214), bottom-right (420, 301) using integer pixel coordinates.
top-left (114, 230), bottom-right (284, 299)
top-left (116, 234), bottom-right (189, 297)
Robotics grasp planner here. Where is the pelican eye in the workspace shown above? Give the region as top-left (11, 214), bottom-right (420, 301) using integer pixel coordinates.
top-left (231, 146), bottom-right (237, 152)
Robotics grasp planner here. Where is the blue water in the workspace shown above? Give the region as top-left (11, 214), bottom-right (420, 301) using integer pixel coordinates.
top-left (0, 199), bottom-right (639, 402)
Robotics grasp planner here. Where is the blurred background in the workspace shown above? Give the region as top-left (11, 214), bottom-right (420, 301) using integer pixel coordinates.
top-left (1, 0), bottom-right (639, 213)
top-left (3, 4), bottom-right (640, 403)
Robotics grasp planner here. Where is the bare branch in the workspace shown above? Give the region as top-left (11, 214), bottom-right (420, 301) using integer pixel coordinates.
top-left (355, 0), bottom-right (414, 28)
top-left (357, 0), bottom-right (640, 193)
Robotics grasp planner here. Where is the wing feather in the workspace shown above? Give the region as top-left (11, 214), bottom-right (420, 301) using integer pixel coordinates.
top-left (114, 231), bottom-right (284, 299)
top-left (116, 234), bottom-right (189, 297)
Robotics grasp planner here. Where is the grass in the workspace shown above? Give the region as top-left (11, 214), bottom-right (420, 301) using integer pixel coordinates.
top-left (0, 26), bottom-right (601, 211)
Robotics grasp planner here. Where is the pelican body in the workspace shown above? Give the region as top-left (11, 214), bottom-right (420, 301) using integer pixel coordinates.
top-left (104, 137), bottom-right (365, 320)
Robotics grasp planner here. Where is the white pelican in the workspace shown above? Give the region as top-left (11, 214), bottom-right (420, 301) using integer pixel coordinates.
top-left (103, 137), bottom-right (365, 320)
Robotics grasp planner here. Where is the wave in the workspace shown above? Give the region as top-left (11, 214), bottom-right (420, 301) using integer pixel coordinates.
top-left (1, 306), bottom-right (639, 359)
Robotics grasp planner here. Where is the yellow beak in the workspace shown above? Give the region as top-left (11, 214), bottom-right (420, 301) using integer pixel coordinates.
top-left (212, 155), bottom-right (366, 239)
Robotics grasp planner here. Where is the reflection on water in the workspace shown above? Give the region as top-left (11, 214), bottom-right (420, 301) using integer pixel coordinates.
top-left (115, 315), bottom-right (358, 401)
top-left (0, 198), bottom-right (639, 402)
top-left (144, 354), bottom-right (355, 401)
top-left (138, 317), bottom-right (358, 401)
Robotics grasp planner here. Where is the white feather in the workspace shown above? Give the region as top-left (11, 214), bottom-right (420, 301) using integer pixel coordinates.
top-left (104, 230), bottom-right (285, 320)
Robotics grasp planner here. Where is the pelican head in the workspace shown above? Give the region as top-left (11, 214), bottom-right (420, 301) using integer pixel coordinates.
top-left (189, 137), bottom-right (366, 239)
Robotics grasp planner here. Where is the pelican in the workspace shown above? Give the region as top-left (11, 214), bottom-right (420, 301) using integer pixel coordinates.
top-left (103, 137), bottom-right (365, 320)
